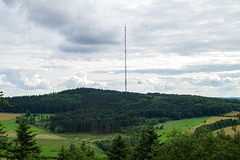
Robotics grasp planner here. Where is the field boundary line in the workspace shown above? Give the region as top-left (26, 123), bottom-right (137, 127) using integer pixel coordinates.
top-left (155, 119), bottom-right (185, 132)
top-left (88, 144), bottom-right (104, 153)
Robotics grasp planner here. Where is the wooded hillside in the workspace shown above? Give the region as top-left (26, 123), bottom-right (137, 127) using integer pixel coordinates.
top-left (2, 88), bottom-right (240, 133)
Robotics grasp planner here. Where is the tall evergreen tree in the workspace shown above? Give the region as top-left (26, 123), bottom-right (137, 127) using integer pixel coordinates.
top-left (12, 117), bottom-right (41, 159)
top-left (132, 125), bottom-right (158, 160)
top-left (107, 135), bottom-right (129, 160)
top-left (0, 91), bottom-right (12, 158)
top-left (0, 123), bottom-right (12, 158)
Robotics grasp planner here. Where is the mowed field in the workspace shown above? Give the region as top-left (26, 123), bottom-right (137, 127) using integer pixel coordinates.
top-left (156, 116), bottom-right (210, 142)
top-left (187, 116), bottom-right (238, 133)
top-left (156, 112), bottom-right (239, 142)
top-left (0, 113), bottom-right (22, 121)
top-left (0, 113), bottom-right (106, 158)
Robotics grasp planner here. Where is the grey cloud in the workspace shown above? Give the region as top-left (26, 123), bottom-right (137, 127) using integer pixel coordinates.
top-left (192, 79), bottom-right (223, 87)
top-left (66, 31), bottom-right (120, 46)
top-left (218, 84), bottom-right (237, 93)
top-left (95, 64), bottom-right (240, 75)
top-left (21, 1), bottom-right (71, 29)
top-left (130, 0), bottom-right (240, 55)
top-left (191, 74), bottom-right (239, 87)
top-left (59, 44), bottom-right (98, 53)
top-left (19, 0), bottom-right (121, 53)
top-left (6, 0), bottom-right (240, 57)
top-left (219, 72), bottom-right (240, 79)
top-left (136, 64), bottom-right (240, 75)
top-left (2, 0), bottom-right (17, 6)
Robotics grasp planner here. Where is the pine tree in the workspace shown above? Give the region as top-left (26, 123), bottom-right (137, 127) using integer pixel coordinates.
top-left (133, 124), bottom-right (158, 160)
top-left (107, 135), bottom-right (129, 160)
top-left (0, 123), bottom-right (12, 158)
top-left (0, 92), bottom-right (12, 158)
top-left (12, 117), bottom-right (41, 159)
top-left (57, 146), bottom-right (68, 160)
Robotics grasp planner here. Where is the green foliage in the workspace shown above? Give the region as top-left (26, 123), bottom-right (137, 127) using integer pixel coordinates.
top-left (2, 88), bottom-right (240, 134)
top-left (57, 142), bottom-right (95, 160)
top-left (157, 117), bottom-right (210, 142)
top-left (152, 128), bottom-right (240, 160)
top-left (0, 91), bottom-right (10, 110)
top-left (1, 119), bottom-right (48, 133)
top-left (107, 135), bottom-right (129, 160)
top-left (95, 139), bottom-right (112, 152)
top-left (195, 119), bottom-right (238, 136)
top-left (0, 123), bottom-right (12, 158)
top-left (132, 125), bottom-right (159, 160)
top-left (11, 117), bottom-right (41, 159)
top-left (25, 110), bottom-right (31, 117)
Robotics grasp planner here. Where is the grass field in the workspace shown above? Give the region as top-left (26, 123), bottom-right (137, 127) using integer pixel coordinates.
top-left (187, 116), bottom-right (238, 133)
top-left (0, 113), bottom-right (107, 158)
top-left (0, 113), bottom-right (22, 121)
top-left (156, 116), bottom-right (210, 142)
top-left (2, 112), bottom-right (239, 158)
top-left (154, 120), bottom-right (179, 129)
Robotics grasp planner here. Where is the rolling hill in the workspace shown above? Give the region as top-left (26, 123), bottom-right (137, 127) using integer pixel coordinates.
top-left (2, 88), bottom-right (240, 134)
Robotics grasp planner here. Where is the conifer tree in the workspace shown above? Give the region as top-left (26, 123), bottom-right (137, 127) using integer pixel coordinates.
top-left (133, 124), bottom-right (158, 160)
top-left (12, 117), bottom-right (41, 159)
top-left (0, 92), bottom-right (12, 158)
top-left (107, 135), bottom-right (129, 160)
top-left (0, 123), bottom-right (12, 158)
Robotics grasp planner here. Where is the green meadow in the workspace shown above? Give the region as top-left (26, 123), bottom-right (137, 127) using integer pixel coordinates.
top-left (156, 116), bottom-right (211, 142)
top-left (0, 113), bottom-right (107, 158)
top-left (1, 113), bottom-right (232, 158)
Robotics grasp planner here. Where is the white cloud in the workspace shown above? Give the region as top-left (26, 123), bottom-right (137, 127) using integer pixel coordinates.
top-left (1, 0), bottom-right (240, 97)
top-left (19, 71), bottom-right (50, 90)
top-left (62, 72), bottom-right (107, 89)
top-left (0, 74), bottom-right (5, 85)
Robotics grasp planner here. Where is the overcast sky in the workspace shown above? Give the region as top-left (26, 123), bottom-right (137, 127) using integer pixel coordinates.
top-left (1, 0), bottom-right (240, 97)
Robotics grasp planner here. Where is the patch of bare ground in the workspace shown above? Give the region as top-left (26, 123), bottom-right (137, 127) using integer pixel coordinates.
top-left (0, 113), bottom-right (22, 121)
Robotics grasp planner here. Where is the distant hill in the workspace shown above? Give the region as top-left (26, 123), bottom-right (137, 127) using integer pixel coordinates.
top-left (220, 97), bottom-right (240, 100)
top-left (2, 88), bottom-right (240, 134)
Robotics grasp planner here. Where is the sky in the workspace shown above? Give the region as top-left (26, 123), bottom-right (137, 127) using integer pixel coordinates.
top-left (1, 0), bottom-right (240, 97)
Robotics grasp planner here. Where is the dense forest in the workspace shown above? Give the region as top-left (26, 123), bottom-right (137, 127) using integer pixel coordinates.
top-left (2, 88), bottom-right (240, 133)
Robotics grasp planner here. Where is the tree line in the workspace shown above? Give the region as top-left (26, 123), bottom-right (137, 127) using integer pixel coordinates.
top-left (195, 118), bottom-right (238, 135)
top-left (2, 88), bottom-right (240, 133)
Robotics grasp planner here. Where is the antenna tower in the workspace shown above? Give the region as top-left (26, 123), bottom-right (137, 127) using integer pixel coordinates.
top-left (124, 24), bottom-right (127, 93)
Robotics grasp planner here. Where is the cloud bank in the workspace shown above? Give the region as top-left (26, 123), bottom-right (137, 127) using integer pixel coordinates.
top-left (1, 0), bottom-right (240, 97)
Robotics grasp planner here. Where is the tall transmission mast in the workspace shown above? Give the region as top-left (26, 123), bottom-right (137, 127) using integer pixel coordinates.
top-left (124, 24), bottom-right (127, 93)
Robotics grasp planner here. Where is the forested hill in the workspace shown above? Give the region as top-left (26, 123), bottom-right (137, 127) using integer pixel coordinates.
top-left (2, 88), bottom-right (240, 133)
